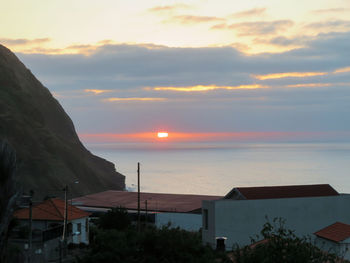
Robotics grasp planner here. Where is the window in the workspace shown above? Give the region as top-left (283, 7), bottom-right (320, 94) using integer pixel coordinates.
top-left (203, 209), bottom-right (209, 230)
top-left (85, 218), bottom-right (89, 233)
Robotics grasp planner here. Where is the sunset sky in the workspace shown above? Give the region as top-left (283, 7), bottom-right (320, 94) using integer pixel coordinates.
top-left (1, 0), bottom-right (350, 143)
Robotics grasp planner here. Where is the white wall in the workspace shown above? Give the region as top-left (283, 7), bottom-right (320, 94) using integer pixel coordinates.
top-left (202, 195), bottom-right (350, 250)
top-left (315, 237), bottom-right (350, 260)
top-left (155, 212), bottom-right (202, 231)
top-left (71, 217), bottom-right (89, 244)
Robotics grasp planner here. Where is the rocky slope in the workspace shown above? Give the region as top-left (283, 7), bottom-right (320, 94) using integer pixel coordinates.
top-left (0, 44), bottom-right (125, 198)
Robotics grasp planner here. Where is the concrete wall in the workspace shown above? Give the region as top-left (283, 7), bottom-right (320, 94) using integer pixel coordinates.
top-left (71, 217), bottom-right (89, 244)
top-left (155, 212), bottom-right (202, 231)
top-left (202, 195), bottom-right (350, 250)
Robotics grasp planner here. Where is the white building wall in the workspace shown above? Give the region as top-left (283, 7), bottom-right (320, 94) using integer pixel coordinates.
top-left (71, 217), bottom-right (89, 244)
top-left (155, 212), bottom-right (202, 231)
top-left (315, 237), bottom-right (350, 260)
top-left (202, 194), bottom-right (350, 250)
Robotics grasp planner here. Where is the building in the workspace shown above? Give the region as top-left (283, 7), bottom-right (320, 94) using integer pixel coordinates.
top-left (73, 190), bottom-right (222, 231)
top-left (11, 198), bottom-right (90, 262)
top-left (202, 184), bottom-right (350, 254)
top-left (314, 222), bottom-right (350, 261)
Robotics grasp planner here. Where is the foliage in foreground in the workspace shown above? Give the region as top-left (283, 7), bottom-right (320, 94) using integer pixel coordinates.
top-left (79, 226), bottom-right (227, 263)
top-left (232, 218), bottom-right (339, 263)
top-left (79, 208), bottom-right (228, 263)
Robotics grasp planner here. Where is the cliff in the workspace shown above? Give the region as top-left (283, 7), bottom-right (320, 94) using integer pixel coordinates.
top-left (0, 44), bottom-right (125, 198)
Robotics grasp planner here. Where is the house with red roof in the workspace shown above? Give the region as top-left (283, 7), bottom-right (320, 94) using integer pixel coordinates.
top-left (315, 222), bottom-right (350, 260)
top-left (202, 184), bottom-right (350, 256)
top-left (12, 198), bottom-right (90, 261)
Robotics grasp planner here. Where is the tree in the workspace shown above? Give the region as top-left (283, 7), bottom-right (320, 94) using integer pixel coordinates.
top-left (0, 140), bottom-right (19, 262)
top-left (233, 217), bottom-right (339, 263)
top-left (96, 207), bottom-right (131, 231)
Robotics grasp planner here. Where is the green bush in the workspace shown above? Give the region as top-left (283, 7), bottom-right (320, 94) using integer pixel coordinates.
top-left (232, 217), bottom-right (339, 263)
top-left (96, 207), bottom-right (131, 231)
top-left (79, 225), bottom-right (225, 263)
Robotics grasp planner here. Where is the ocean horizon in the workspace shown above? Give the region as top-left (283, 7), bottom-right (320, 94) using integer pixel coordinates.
top-left (85, 142), bottom-right (350, 196)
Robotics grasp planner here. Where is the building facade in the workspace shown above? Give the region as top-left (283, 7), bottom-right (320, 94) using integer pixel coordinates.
top-left (202, 184), bottom-right (350, 254)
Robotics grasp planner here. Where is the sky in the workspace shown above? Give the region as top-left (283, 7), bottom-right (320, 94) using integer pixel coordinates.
top-left (1, 0), bottom-right (350, 143)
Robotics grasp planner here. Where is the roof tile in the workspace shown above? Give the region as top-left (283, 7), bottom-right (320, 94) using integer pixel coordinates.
top-left (315, 222), bottom-right (350, 243)
top-left (14, 198), bottom-right (90, 221)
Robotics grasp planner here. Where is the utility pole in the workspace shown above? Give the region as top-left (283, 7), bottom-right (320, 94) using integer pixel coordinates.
top-left (62, 185), bottom-right (68, 257)
top-left (145, 200), bottom-right (148, 224)
top-left (137, 162), bottom-right (140, 232)
top-left (28, 198), bottom-right (32, 263)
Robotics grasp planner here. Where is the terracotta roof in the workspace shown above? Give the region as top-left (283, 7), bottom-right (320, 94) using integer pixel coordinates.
top-left (225, 184), bottom-right (339, 200)
top-left (14, 198), bottom-right (90, 221)
top-left (315, 222), bottom-right (350, 243)
top-left (72, 190), bottom-right (222, 213)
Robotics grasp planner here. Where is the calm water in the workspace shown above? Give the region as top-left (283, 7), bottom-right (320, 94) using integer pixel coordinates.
top-left (85, 142), bottom-right (350, 196)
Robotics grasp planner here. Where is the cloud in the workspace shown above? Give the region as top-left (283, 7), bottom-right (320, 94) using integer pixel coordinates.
top-left (254, 35), bottom-right (311, 47)
top-left (304, 20), bottom-right (350, 33)
top-left (334, 66), bottom-right (350, 74)
top-left (164, 15), bottom-right (225, 24)
top-left (312, 8), bottom-right (350, 14)
top-left (286, 82), bottom-right (350, 88)
top-left (254, 72), bottom-right (328, 80)
top-left (230, 8), bottom-right (267, 18)
top-left (16, 31), bottom-right (350, 134)
top-left (84, 89), bottom-right (112, 94)
top-left (153, 84), bottom-right (265, 92)
top-left (148, 4), bottom-right (190, 13)
top-left (212, 20), bottom-right (294, 36)
top-left (103, 97), bottom-right (166, 102)
top-left (0, 38), bottom-right (50, 47)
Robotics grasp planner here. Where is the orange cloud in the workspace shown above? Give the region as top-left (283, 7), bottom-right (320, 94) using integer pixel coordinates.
top-left (254, 71), bottom-right (327, 80)
top-left (167, 15), bottom-right (225, 24)
top-left (230, 8), bottom-right (266, 18)
top-left (148, 4), bottom-right (190, 13)
top-left (84, 89), bottom-right (112, 94)
top-left (286, 83), bottom-right (332, 88)
top-left (79, 131), bottom-right (332, 144)
top-left (0, 38), bottom-right (51, 47)
top-left (104, 97), bottom-right (166, 102)
top-left (153, 84), bottom-right (265, 92)
top-left (333, 66), bottom-right (350, 74)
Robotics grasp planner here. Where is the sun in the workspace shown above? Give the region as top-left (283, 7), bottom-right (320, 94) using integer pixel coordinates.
top-left (157, 132), bottom-right (169, 138)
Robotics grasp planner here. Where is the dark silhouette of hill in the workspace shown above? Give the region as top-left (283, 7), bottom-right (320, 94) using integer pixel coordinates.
top-left (0, 44), bottom-right (125, 198)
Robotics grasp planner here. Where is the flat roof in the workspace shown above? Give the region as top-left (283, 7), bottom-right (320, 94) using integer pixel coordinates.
top-left (73, 190), bottom-right (223, 213)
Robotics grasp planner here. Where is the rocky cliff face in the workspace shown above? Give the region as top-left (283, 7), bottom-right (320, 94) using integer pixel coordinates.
top-left (0, 45), bottom-right (125, 198)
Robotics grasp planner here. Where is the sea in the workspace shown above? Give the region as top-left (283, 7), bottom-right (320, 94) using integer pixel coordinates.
top-left (85, 142), bottom-right (350, 196)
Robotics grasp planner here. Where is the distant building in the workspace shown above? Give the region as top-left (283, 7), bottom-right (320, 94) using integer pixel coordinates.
top-left (315, 222), bottom-right (350, 261)
top-left (73, 190), bottom-right (222, 231)
top-left (202, 184), bottom-right (350, 258)
top-left (11, 198), bottom-right (90, 262)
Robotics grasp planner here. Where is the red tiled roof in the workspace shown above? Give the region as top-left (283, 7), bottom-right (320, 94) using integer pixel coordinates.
top-left (14, 198), bottom-right (90, 221)
top-left (227, 184), bottom-right (339, 200)
top-left (73, 190), bottom-right (222, 213)
top-left (315, 222), bottom-right (350, 243)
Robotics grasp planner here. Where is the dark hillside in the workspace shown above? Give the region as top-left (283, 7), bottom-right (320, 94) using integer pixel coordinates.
top-left (0, 44), bottom-right (125, 198)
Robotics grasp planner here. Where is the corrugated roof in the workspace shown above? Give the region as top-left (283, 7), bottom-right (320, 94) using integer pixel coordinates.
top-left (225, 184), bottom-right (339, 200)
top-left (315, 222), bottom-right (350, 243)
top-left (73, 191), bottom-right (222, 213)
top-left (14, 198), bottom-right (90, 221)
